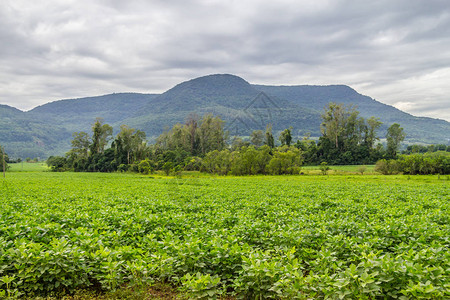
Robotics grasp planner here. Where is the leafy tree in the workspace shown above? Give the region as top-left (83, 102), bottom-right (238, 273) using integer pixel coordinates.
top-left (365, 117), bottom-right (382, 149)
top-left (66, 119), bottom-right (115, 172)
top-left (198, 114), bottom-right (226, 155)
top-left (265, 124), bottom-right (275, 148)
top-left (318, 103), bottom-right (384, 165)
top-left (117, 164), bottom-right (129, 172)
top-left (254, 145), bottom-right (272, 174)
top-left (162, 161), bottom-right (174, 175)
top-left (403, 144), bottom-right (450, 155)
top-left (138, 159), bottom-right (154, 174)
top-left (186, 114), bottom-right (200, 155)
top-left (386, 123), bottom-right (406, 158)
top-left (357, 165), bottom-right (367, 175)
top-left (90, 118), bottom-right (113, 155)
top-left (203, 146), bottom-right (276, 176)
top-left (396, 152), bottom-right (450, 175)
top-left (321, 103), bottom-right (347, 149)
top-left (156, 114), bottom-right (225, 156)
top-left (320, 162), bottom-right (330, 175)
top-left (399, 154), bottom-right (430, 175)
top-left (68, 131), bottom-right (90, 160)
top-left (279, 127), bottom-right (293, 146)
top-left (295, 134), bottom-right (319, 165)
top-left (92, 147), bottom-right (116, 172)
top-left (250, 130), bottom-right (264, 147)
top-left (47, 156), bottom-right (68, 172)
top-left (374, 159), bottom-right (400, 175)
top-left (266, 146), bottom-right (302, 175)
top-left (184, 156), bottom-right (203, 171)
top-left (231, 137), bottom-right (250, 151)
top-left (113, 125), bottom-right (147, 165)
top-left (203, 150), bottom-right (232, 175)
top-left (230, 146), bottom-right (260, 175)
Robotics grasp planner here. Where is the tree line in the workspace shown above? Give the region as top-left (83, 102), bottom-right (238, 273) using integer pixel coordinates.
top-left (41, 102), bottom-right (449, 175)
top-left (375, 152), bottom-right (450, 175)
top-left (402, 144), bottom-right (450, 154)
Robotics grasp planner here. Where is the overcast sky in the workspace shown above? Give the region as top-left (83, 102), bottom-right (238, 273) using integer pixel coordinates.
top-left (1, 0), bottom-right (449, 121)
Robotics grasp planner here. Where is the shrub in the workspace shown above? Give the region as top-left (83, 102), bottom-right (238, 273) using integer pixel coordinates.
top-left (138, 159), bottom-right (154, 175)
top-left (117, 164), bottom-right (129, 172)
top-left (376, 152), bottom-right (450, 175)
top-left (46, 156), bottom-right (68, 172)
top-left (320, 162), bottom-right (330, 175)
top-left (162, 162), bottom-right (174, 176)
top-left (357, 165), bottom-right (367, 175)
top-left (374, 159), bottom-right (400, 175)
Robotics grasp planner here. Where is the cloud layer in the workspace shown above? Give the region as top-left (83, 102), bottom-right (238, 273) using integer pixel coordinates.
top-left (1, 0), bottom-right (449, 121)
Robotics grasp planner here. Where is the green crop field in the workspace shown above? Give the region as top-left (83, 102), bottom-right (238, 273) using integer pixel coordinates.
top-left (0, 173), bottom-right (449, 299)
top-left (302, 165), bottom-right (376, 175)
top-left (7, 163), bottom-right (49, 172)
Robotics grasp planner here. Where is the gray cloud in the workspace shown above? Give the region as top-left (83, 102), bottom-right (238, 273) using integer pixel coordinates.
top-left (0, 0), bottom-right (449, 121)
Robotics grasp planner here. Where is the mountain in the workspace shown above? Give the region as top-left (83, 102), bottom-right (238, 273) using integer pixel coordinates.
top-left (122, 74), bottom-right (321, 138)
top-left (0, 104), bottom-right (70, 159)
top-left (28, 93), bottom-right (158, 132)
top-left (254, 84), bottom-right (450, 143)
top-left (1, 74), bottom-right (449, 158)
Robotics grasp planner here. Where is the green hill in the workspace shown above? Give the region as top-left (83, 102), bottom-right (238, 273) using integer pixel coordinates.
top-left (1, 74), bottom-right (449, 159)
top-left (0, 105), bottom-right (70, 158)
top-left (123, 74), bottom-right (321, 139)
top-left (254, 84), bottom-right (450, 143)
top-left (29, 93), bottom-right (158, 132)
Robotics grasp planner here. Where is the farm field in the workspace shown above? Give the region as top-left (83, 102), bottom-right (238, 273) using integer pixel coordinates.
top-left (0, 173), bottom-right (449, 299)
top-left (301, 165), bottom-right (376, 175)
top-left (7, 163), bottom-right (49, 172)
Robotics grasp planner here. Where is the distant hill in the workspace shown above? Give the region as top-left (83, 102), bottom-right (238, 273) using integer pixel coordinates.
top-left (1, 74), bottom-right (449, 158)
top-left (254, 84), bottom-right (450, 143)
top-left (0, 104), bottom-right (70, 158)
top-left (28, 93), bottom-right (158, 132)
top-left (123, 74), bottom-right (321, 139)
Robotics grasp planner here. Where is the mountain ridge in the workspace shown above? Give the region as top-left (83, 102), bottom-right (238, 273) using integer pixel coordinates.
top-left (1, 74), bottom-right (449, 158)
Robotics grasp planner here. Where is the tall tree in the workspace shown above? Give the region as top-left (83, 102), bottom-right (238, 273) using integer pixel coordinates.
top-left (197, 114), bottom-right (225, 155)
top-left (156, 114), bottom-right (225, 156)
top-left (265, 124), bottom-right (275, 148)
top-left (319, 103), bottom-right (383, 164)
top-left (114, 125), bottom-right (147, 164)
top-left (250, 130), bottom-right (264, 147)
top-left (186, 114), bottom-right (200, 155)
top-left (342, 110), bottom-right (364, 152)
top-left (386, 123), bottom-right (406, 158)
top-left (90, 118), bottom-right (113, 155)
top-left (69, 132), bottom-right (91, 159)
top-left (365, 117), bottom-right (382, 149)
top-left (279, 127), bottom-right (293, 146)
top-left (321, 103), bottom-right (346, 149)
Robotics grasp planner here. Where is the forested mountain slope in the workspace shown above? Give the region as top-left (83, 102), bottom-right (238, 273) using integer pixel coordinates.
top-left (255, 84), bottom-right (450, 143)
top-left (122, 74), bottom-right (321, 139)
top-left (0, 104), bottom-right (70, 158)
top-left (1, 74), bottom-right (449, 158)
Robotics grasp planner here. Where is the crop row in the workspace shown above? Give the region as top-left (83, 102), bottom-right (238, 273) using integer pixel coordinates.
top-left (0, 173), bottom-right (449, 298)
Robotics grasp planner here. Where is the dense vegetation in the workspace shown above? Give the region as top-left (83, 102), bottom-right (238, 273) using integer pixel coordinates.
top-left (46, 103), bottom-right (424, 175)
top-left (403, 144), bottom-right (450, 154)
top-left (0, 173), bottom-right (448, 298)
top-left (375, 152), bottom-right (450, 175)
